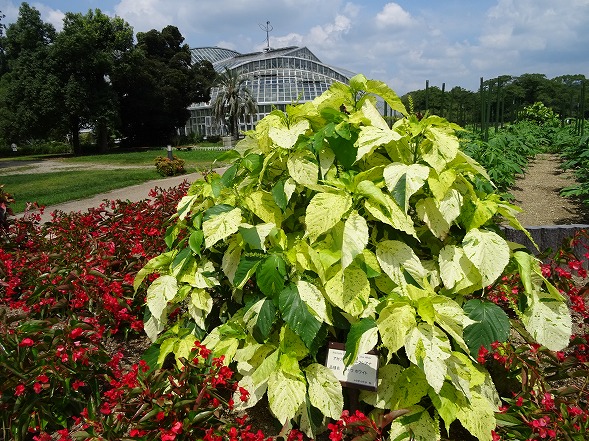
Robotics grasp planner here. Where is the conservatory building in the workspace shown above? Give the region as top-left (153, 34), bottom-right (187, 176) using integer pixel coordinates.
top-left (185, 46), bottom-right (355, 137)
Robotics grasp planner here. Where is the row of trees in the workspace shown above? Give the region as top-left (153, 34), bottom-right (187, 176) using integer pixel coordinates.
top-left (0, 3), bottom-right (217, 154)
top-left (403, 74), bottom-right (588, 129)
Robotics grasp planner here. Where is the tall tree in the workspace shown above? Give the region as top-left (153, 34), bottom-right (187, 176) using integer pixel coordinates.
top-left (211, 68), bottom-right (257, 139)
top-left (0, 3), bottom-right (60, 144)
top-left (114, 25), bottom-right (215, 147)
top-left (52, 9), bottom-right (134, 154)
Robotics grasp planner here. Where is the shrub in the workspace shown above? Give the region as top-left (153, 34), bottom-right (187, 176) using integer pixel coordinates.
top-left (0, 317), bottom-right (112, 440)
top-left (155, 155), bottom-right (186, 176)
top-left (138, 75), bottom-right (572, 440)
top-left (519, 102), bottom-right (560, 127)
top-left (70, 342), bottom-right (259, 441)
top-left (0, 184), bottom-right (190, 334)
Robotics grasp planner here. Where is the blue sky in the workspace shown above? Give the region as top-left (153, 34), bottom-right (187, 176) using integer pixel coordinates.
top-left (1, 0), bottom-right (588, 94)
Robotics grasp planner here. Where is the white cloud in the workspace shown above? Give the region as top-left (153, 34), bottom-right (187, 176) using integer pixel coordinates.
top-left (114, 0), bottom-right (173, 32)
top-left (307, 14), bottom-right (352, 48)
top-left (375, 2), bottom-right (414, 29)
top-left (2, 0), bottom-right (588, 95)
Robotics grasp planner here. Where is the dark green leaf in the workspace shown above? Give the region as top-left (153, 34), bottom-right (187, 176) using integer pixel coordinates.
top-left (220, 163), bottom-right (239, 187)
top-left (172, 247), bottom-right (193, 273)
top-left (141, 343), bottom-right (161, 372)
top-left (279, 284), bottom-right (322, 349)
top-left (233, 256), bottom-right (262, 288)
top-left (327, 131), bottom-right (358, 169)
top-left (243, 153), bottom-right (263, 173)
top-left (252, 299), bottom-right (277, 342)
top-left (256, 255), bottom-right (286, 297)
top-left (189, 230), bottom-right (204, 256)
top-left (216, 149), bottom-right (242, 162)
top-left (392, 174), bottom-right (407, 212)
top-left (463, 299), bottom-right (510, 356)
top-left (344, 318), bottom-right (377, 365)
top-left (238, 225), bottom-right (269, 250)
top-left (272, 180), bottom-right (288, 212)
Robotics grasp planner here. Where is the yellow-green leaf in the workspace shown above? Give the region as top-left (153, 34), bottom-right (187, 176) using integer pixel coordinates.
top-left (522, 290), bottom-right (572, 351)
top-left (405, 323), bottom-right (452, 393)
top-left (305, 193), bottom-right (352, 242)
top-left (203, 207), bottom-right (242, 248)
top-left (342, 210), bottom-right (369, 270)
top-left (377, 302), bottom-right (417, 355)
top-left (438, 245), bottom-right (482, 292)
top-left (305, 363), bottom-right (343, 419)
top-left (416, 190), bottom-right (462, 240)
top-left (268, 369), bottom-right (307, 424)
top-left (389, 405), bottom-right (441, 441)
top-left (297, 280), bottom-right (332, 325)
top-left (376, 240), bottom-right (429, 290)
top-left (269, 119), bottom-right (310, 149)
top-left (245, 191), bottom-right (283, 225)
top-left (287, 150), bottom-right (319, 186)
top-left (462, 229), bottom-right (510, 287)
top-left (383, 162), bottom-right (430, 212)
top-left (360, 364), bottom-right (428, 410)
top-left (456, 390), bottom-right (497, 441)
top-left (146, 275), bottom-right (178, 320)
top-left (188, 288), bottom-right (213, 330)
top-left (324, 264), bottom-right (370, 317)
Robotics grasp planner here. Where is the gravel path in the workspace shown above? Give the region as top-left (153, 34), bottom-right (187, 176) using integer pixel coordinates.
top-left (510, 153), bottom-right (589, 226)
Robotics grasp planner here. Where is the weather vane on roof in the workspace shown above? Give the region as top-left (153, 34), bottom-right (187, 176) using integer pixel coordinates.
top-left (259, 20), bottom-right (273, 52)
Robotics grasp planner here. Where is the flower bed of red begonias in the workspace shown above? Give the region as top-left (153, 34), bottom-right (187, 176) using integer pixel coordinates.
top-left (1, 184), bottom-right (588, 441)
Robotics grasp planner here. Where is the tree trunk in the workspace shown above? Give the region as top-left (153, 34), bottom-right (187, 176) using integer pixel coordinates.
top-left (71, 118), bottom-right (82, 155)
top-left (96, 121), bottom-right (109, 153)
top-left (231, 115), bottom-right (238, 140)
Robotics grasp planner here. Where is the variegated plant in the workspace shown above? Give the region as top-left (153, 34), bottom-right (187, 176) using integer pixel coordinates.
top-left (135, 75), bottom-right (572, 440)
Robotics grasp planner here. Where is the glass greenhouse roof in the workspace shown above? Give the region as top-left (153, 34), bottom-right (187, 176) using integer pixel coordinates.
top-left (189, 45), bottom-right (355, 107)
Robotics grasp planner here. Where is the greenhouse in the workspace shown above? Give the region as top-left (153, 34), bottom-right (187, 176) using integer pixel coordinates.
top-left (185, 46), bottom-right (355, 137)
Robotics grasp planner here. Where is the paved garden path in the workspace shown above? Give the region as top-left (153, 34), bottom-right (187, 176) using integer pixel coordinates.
top-left (8, 160), bottom-right (227, 223)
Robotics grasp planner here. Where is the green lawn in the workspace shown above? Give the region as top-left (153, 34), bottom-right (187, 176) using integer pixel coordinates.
top-left (63, 147), bottom-right (224, 167)
top-left (2, 148), bottom-right (228, 213)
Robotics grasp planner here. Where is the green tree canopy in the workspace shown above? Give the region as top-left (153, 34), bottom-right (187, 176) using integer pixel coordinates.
top-left (114, 25), bottom-right (215, 147)
top-left (52, 9), bottom-right (134, 154)
top-left (0, 2), bottom-right (60, 144)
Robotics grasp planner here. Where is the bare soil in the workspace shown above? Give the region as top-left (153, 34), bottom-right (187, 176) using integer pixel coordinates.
top-left (510, 153), bottom-right (589, 226)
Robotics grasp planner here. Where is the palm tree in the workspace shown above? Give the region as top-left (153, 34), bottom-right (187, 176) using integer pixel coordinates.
top-left (211, 68), bottom-right (257, 140)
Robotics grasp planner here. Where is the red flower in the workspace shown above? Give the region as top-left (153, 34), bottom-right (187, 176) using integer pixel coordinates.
top-left (15, 384), bottom-right (26, 396)
top-left (477, 345), bottom-right (489, 363)
top-left (72, 380), bottom-right (86, 391)
top-left (33, 382), bottom-right (43, 394)
top-left (36, 374), bottom-right (49, 383)
top-left (18, 337), bottom-right (34, 347)
top-left (239, 386), bottom-right (250, 402)
top-left (170, 421), bottom-right (183, 434)
top-left (541, 393), bottom-right (555, 410)
top-left (160, 431), bottom-right (177, 441)
top-left (69, 327), bottom-right (84, 339)
top-left (100, 402), bottom-right (112, 415)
